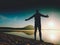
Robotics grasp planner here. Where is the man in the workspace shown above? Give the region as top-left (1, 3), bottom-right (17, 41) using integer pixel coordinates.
top-left (25, 10), bottom-right (49, 41)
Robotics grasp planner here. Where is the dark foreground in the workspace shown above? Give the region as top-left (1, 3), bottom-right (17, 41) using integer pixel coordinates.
top-left (0, 33), bottom-right (54, 45)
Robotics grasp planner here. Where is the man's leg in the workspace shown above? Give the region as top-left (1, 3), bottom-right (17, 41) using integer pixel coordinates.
top-left (38, 26), bottom-right (42, 41)
top-left (34, 25), bottom-right (37, 40)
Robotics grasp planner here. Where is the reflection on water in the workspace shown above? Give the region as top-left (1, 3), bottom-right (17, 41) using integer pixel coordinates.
top-left (4, 30), bottom-right (60, 44)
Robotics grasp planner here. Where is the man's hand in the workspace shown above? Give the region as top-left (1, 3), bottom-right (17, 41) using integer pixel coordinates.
top-left (46, 15), bottom-right (49, 18)
top-left (25, 19), bottom-right (28, 21)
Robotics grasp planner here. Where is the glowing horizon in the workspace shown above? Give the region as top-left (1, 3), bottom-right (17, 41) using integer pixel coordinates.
top-left (0, 9), bottom-right (60, 29)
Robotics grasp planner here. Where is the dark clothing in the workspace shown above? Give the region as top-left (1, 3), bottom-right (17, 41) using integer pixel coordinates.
top-left (34, 13), bottom-right (42, 40)
top-left (34, 13), bottom-right (41, 27)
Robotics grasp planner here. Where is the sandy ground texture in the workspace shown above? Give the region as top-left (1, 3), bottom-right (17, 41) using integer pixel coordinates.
top-left (0, 32), bottom-right (54, 45)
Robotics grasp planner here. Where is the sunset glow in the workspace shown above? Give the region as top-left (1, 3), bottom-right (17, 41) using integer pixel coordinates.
top-left (49, 34), bottom-right (56, 41)
top-left (48, 21), bottom-right (55, 27)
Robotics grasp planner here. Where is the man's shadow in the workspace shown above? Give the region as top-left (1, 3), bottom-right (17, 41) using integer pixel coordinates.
top-left (25, 10), bottom-right (49, 42)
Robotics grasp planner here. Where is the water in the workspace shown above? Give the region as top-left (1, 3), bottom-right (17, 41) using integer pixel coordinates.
top-left (4, 30), bottom-right (60, 44)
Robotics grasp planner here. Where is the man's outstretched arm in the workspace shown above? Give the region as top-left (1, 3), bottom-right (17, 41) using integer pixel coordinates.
top-left (41, 14), bottom-right (49, 18)
top-left (25, 15), bottom-right (34, 21)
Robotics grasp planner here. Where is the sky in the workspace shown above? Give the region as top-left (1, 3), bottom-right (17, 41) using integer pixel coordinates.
top-left (0, 0), bottom-right (60, 29)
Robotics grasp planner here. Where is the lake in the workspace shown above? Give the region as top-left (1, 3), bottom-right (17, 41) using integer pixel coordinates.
top-left (4, 30), bottom-right (60, 44)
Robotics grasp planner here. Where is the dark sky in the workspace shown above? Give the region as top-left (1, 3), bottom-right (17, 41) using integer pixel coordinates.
top-left (0, 0), bottom-right (60, 12)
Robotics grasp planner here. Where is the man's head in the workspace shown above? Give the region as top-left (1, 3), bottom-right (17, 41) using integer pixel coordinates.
top-left (36, 10), bottom-right (39, 13)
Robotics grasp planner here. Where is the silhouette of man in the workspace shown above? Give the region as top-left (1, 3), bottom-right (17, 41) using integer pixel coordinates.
top-left (25, 10), bottom-right (49, 41)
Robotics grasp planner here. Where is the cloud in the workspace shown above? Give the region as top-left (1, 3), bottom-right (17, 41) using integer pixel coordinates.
top-left (0, 15), bottom-right (8, 20)
top-left (0, 15), bottom-right (20, 27)
top-left (3, 16), bottom-right (20, 27)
